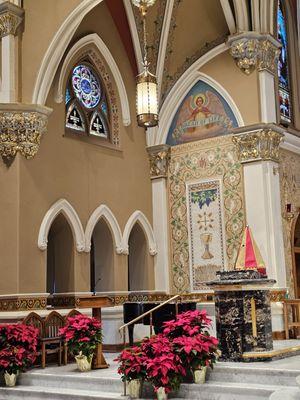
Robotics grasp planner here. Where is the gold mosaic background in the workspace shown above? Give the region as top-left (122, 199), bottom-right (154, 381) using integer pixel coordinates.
top-left (168, 135), bottom-right (245, 293)
top-left (279, 149), bottom-right (300, 298)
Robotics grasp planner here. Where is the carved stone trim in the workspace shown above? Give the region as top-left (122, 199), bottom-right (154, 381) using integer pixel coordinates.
top-left (0, 295), bottom-right (48, 311)
top-left (232, 129), bottom-right (284, 163)
top-left (0, 103), bottom-right (52, 165)
top-left (147, 144), bottom-right (170, 179)
top-left (228, 33), bottom-right (280, 75)
top-left (0, 2), bottom-right (24, 38)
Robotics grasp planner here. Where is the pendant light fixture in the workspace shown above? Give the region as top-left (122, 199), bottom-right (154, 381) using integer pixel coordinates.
top-left (132, 0), bottom-right (159, 128)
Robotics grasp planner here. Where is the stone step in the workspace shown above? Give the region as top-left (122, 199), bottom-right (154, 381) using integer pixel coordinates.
top-left (177, 382), bottom-right (299, 400)
top-left (0, 385), bottom-right (127, 400)
top-left (207, 364), bottom-right (300, 387)
top-left (19, 372), bottom-right (123, 393)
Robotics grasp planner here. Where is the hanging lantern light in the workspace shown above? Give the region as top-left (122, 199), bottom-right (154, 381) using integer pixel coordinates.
top-left (132, 0), bottom-right (158, 128)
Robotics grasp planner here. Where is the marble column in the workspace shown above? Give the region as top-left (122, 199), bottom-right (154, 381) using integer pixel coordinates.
top-left (147, 144), bottom-right (170, 292)
top-left (232, 127), bottom-right (286, 288)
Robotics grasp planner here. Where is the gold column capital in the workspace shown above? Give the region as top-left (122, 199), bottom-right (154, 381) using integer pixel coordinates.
top-left (232, 129), bottom-right (284, 163)
top-left (0, 2), bottom-right (24, 38)
top-left (228, 33), bottom-right (280, 75)
top-left (147, 144), bottom-right (171, 179)
top-left (0, 103), bottom-right (52, 165)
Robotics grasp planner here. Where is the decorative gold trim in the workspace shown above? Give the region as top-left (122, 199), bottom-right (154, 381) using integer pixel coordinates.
top-left (0, 296), bottom-right (47, 311)
top-left (243, 344), bottom-right (300, 359)
top-left (232, 129), bottom-right (284, 163)
top-left (228, 33), bottom-right (280, 75)
top-left (0, 104), bottom-right (52, 165)
top-left (0, 2), bottom-right (24, 38)
top-left (147, 144), bottom-right (170, 179)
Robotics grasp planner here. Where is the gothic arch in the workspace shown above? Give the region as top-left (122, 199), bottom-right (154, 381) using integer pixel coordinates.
top-left (85, 205), bottom-right (123, 254)
top-left (153, 67), bottom-right (244, 146)
top-left (32, 0), bottom-right (103, 106)
top-left (55, 33), bottom-right (130, 127)
top-left (38, 199), bottom-right (85, 252)
top-left (122, 211), bottom-right (157, 256)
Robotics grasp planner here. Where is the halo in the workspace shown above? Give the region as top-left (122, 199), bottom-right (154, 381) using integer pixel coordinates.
top-left (193, 93), bottom-right (207, 108)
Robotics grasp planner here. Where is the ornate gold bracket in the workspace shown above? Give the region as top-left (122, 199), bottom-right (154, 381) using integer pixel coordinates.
top-left (232, 128), bottom-right (284, 163)
top-left (228, 33), bottom-right (281, 75)
top-left (147, 144), bottom-right (170, 179)
top-left (0, 1), bottom-right (24, 38)
top-left (0, 104), bottom-right (52, 166)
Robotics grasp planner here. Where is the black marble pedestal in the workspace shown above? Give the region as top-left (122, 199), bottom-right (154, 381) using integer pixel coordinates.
top-left (206, 270), bottom-right (276, 361)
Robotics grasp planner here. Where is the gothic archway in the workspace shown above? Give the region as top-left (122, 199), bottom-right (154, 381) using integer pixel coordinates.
top-left (90, 218), bottom-right (115, 293)
top-left (128, 223), bottom-right (154, 291)
top-left (47, 214), bottom-right (74, 294)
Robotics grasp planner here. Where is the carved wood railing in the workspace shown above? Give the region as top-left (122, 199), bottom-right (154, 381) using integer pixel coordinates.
top-left (283, 299), bottom-right (300, 339)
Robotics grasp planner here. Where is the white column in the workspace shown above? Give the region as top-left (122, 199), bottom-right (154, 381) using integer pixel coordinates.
top-left (258, 71), bottom-right (277, 123)
top-left (152, 178), bottom-right (170, 292)
top-left (147, 144), bottom-right (170, 293)
top-left (243, 160), bottom-right (286, 286)
top-left (1, 34), bottom-right (18, 102)
top-left (0, 2), bottom-right (24, 103)
top-left (233, 128), bottom-right (286, 288)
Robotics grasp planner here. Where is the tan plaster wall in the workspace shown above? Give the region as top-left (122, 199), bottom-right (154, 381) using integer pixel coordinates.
top-left (22, 0), bottom-right (82, 102)
top-left (12, 2), bottom-right (154, 294)
top-left (200, 51), bottom-right (261, 126)
top-left (0, 158), bottom-right (19, 294)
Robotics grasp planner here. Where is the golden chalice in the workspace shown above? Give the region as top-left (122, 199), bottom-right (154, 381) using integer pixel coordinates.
top-left (200, 233), bottom-right (213, 259)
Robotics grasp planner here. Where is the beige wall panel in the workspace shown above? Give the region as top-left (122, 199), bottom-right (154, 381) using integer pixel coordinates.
top-left (200, 51), bottom-right (260, 126)
top-left (0, 158), bottom-right (19, 294)
top-left (22, 0), bottom-right (82, 102)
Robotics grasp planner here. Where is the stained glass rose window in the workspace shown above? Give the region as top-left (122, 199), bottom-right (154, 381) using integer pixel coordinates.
top-left (72, 64), bottom-right (101, 109)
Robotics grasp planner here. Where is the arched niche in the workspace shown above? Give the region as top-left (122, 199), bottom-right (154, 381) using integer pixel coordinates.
top-left (47, 213), bottom-right (74, 294)
top-left (128, 222), bottom-right (154, 291)
top-left (90, 218), bottom-right (115, 293)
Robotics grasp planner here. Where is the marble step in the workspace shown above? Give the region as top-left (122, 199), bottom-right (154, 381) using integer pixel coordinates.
top-left (177, 382), bottom-right (299, 400)
top-left (207, 365), bottom-right (300, 387)
top-left (19, 372), bottom-right (123, 393)
top-left (0, 386), bottom-right (127, 400)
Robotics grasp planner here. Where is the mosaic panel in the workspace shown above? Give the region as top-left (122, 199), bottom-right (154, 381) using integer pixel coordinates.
top-left (187, 179), bottom-right (226, 291)
top-left (168, 135), bottom-right (245, 293)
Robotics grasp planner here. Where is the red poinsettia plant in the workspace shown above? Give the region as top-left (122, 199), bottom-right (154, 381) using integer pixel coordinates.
top-left (115, 345), bottom-right (146, 382)
top-left (163, 310), bottom-right (219, 373)
top-left (0, 324), bottom-right (39, 374)
top-left (59, 315), bottom-right (102, 358)
top-left (141, 334), bottom-right (186, 393)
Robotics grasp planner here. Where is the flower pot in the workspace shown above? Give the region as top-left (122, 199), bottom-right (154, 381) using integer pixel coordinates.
top-left (4, 372), bottom-right (18, 387)
top-left (127, 379), bottom-right (141, 398)
top-left (193, 367), bottom-right (207, 384)
top-left (75, 353), bottom-right (93, 372)
top-left (156, 387), bottom-right (168, 400)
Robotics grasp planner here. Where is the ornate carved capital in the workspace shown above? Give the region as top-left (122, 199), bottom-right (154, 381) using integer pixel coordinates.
top-left (147, 144), bottom-right (171, 179)
top-left (0, 2), bottom-right (24, 38)
top-left (228, 33), bottom-right (280, 75)
top-left (232, 129), bottom-right (284, 163)
top-left (0, 104), bottom-right (52, 165)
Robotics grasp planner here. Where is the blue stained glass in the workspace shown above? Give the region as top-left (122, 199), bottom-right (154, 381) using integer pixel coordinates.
top-left (101, 101), bottom-right (108, 116)
top-left (72, 64), bottom-right (101, 109)
top-left (65, 88), bottom-right (71, 104)
top-left (277, 0), bottom-right (292, 123)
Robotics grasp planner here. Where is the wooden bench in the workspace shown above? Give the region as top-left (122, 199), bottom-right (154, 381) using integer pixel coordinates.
top-left (283, 299), bottom-right (300, 339)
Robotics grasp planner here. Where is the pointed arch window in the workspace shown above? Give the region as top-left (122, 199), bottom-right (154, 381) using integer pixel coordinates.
top-left (65, 62), bottom-right (110, 141)
top-left (277, 0), bottom-right (292, 124)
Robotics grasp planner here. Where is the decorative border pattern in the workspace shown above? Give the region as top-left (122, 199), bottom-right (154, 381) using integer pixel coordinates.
top-left (279, 149), bottom-right (300, 298)
top-left (168, 135), bottom-right (245, 293)
top-left (0, 296), bottom-right (47, 311)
